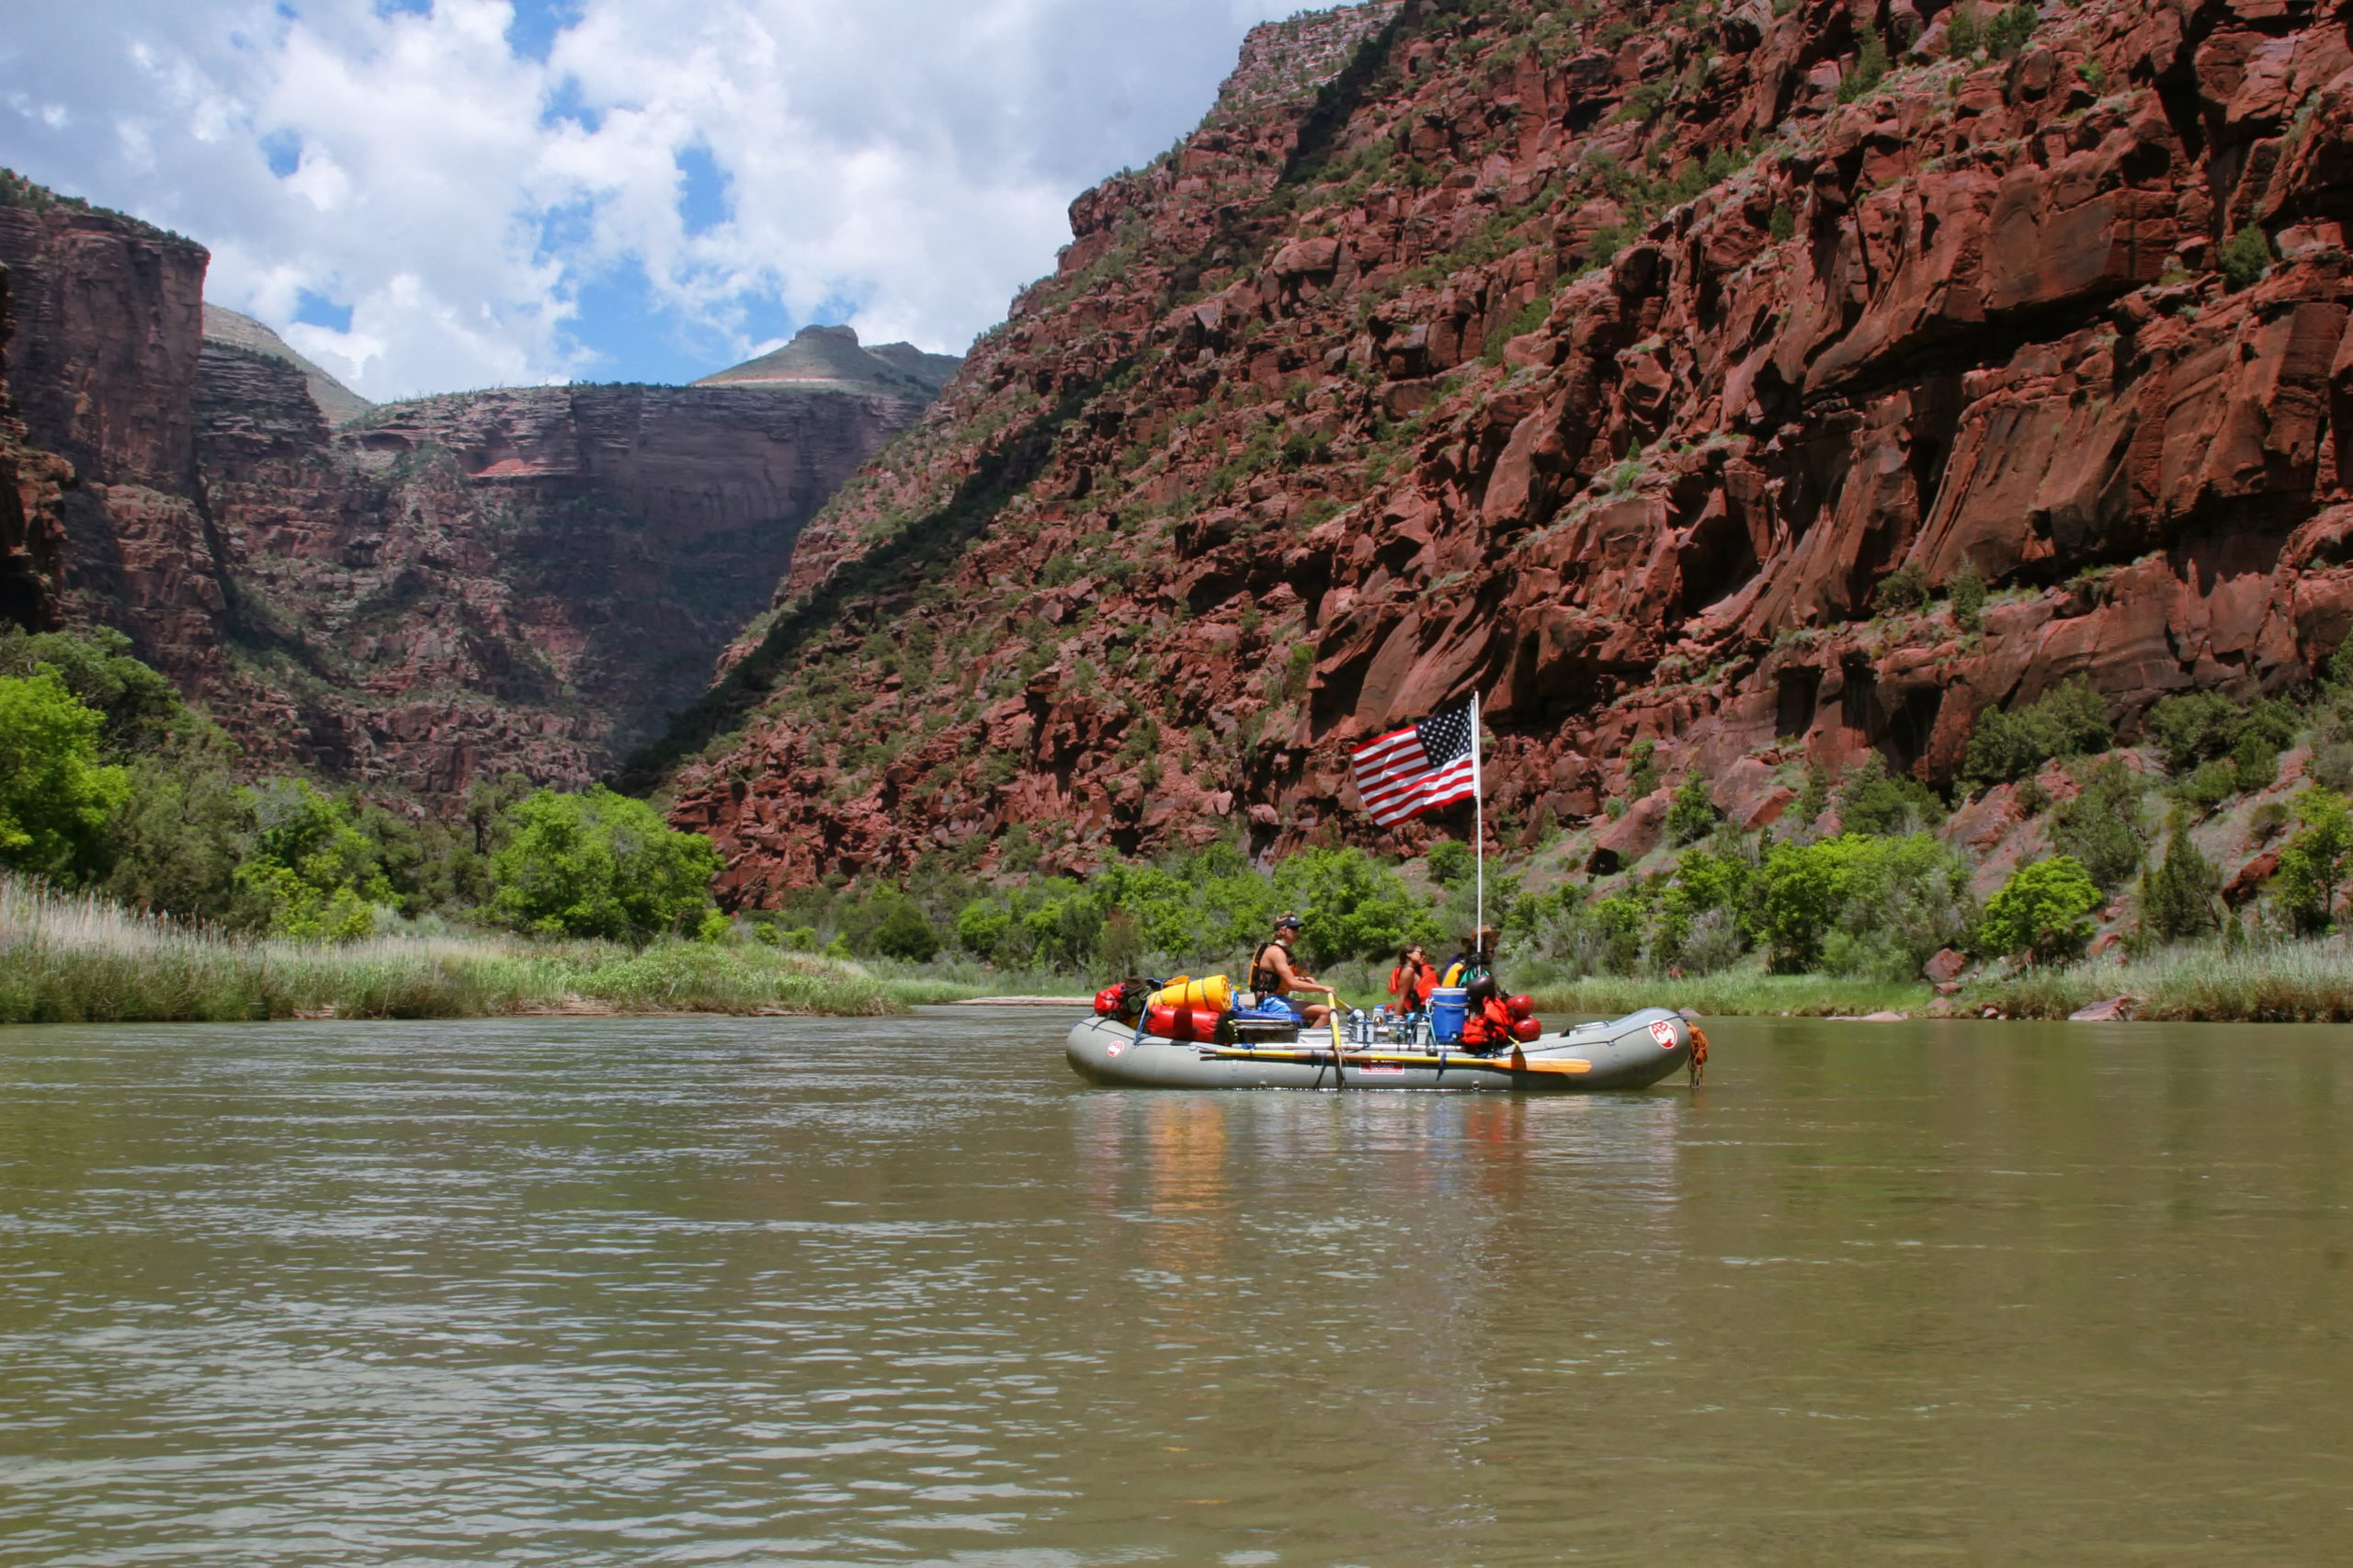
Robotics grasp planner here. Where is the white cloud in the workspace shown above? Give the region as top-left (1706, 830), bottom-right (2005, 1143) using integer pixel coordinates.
top-left (0, 0), bottom-right (1311, 399)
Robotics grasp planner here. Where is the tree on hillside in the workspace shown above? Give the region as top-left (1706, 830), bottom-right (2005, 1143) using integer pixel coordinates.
top-left (0, 667), bottom-right (131, 883)
top-left (489, 787), bottom-right (722, 940)
top-left (235, 779), bottom-right (394, 941)
top-left (1979, 857), bottom-right (2103, 964)
top-left (2277, 787), bottom-right (2353, 933)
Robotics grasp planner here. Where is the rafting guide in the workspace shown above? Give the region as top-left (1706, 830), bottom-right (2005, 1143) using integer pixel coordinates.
top-left (1072, 690), bottom-right (1711, 1089)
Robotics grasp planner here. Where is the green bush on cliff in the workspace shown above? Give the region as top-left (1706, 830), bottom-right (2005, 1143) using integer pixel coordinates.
top-left (1963, 678), bottom-right (2114, 785)
top-left (2221, 223), bottom-right (2274, 290)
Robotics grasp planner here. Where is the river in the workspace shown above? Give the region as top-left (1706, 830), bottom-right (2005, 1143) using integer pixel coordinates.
top-left (1, 1009), bottom-right (2347, 1564)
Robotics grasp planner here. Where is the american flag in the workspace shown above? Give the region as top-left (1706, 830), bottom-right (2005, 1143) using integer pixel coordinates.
top-left (1350, 701), bottom-right (1478, 828)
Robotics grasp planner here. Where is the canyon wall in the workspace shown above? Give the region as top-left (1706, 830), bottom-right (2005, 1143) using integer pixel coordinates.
top-left (659, 0), bottom-right (2353, 903)
top-left (199, 375), bottom-right (930, 790)
top-left (0, 174), bottom-right (942, 796)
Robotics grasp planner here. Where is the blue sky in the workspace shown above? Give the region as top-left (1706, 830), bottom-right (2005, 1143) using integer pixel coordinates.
top-left (0, 0), bottom-right (1310, 398)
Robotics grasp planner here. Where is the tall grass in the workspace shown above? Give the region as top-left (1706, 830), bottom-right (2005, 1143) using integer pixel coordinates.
top-left (1975, 939), bottom-right (2353, 1022)
top-left (1524, 971), bottom-right (1931, 1019)
top-left (0, 877), bottom-right (906, 1024)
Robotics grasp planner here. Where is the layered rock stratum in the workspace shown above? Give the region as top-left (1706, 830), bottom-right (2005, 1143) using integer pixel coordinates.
top-left (0, 171), bottom-right (952, 795)
top-left (654, 0), bottom-right (2353, 903)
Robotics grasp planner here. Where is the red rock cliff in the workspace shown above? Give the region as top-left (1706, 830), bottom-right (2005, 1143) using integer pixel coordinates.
top-left (661, 0), bottom-right (2353, 903)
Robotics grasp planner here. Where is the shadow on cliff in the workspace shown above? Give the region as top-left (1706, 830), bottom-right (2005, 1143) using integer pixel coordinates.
top-left (616, 379), bottom-right (1114, 794)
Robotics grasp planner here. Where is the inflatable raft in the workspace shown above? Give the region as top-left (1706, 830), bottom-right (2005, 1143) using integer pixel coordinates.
top-left (1065, 1006), bottom-right (1701, 1092)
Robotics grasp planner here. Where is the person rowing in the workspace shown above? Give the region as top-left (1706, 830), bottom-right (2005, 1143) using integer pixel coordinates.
top-left (1251, 912), bottom-right (1336, 1028)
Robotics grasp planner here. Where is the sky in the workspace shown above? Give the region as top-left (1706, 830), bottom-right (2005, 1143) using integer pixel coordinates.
top-left (0, 0), bottom-right (1307, 400)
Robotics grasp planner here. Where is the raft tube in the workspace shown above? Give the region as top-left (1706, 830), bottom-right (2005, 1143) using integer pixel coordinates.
top-left (1065, 1006), bottom-right (1698, 1092)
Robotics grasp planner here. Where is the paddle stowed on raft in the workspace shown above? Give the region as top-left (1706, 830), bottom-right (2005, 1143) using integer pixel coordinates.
top-left (1065, 692), bottom-right (1713, 1093)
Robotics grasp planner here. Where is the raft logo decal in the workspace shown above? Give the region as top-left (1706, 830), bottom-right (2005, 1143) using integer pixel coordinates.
top-left (1649, 1019), bottom-right (1678, 1051)
top-left (1106, 1040), bottom-right (1129, 1058)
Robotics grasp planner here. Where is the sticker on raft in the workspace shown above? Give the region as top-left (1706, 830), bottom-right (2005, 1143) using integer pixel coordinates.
top-left (1649, 1019), bottom-right (1678, 1050)
top-left (1362, 1063), bottom-right (1405, 1076)
top-left (1106, 1040), bottom-right (1129, 1058)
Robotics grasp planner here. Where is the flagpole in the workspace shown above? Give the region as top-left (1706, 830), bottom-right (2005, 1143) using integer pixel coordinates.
top-left (1472, 690), bottom-right (1483, 948)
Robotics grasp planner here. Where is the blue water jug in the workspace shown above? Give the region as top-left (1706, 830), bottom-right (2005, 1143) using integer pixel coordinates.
top-left (1429, 986), bottom-right (1468, 1045)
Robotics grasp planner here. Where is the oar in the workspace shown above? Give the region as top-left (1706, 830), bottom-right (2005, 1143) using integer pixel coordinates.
top-left (1327, 1002), bottom-right (1347, 1088)
top-left (1210, 1044), bottom-right (1594, 1075)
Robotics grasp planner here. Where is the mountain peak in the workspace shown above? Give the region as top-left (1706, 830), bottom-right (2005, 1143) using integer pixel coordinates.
top-left (695, 324), bottom-right (959, 398)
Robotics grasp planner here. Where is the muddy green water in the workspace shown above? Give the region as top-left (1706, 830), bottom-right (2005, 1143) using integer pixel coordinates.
top-left (1, 1011), bottom-right (2348, 1565)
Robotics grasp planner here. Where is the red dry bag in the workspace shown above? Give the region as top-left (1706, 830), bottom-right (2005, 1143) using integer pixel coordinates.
top-left (1509, 1016), bottom-right (1543, 1042)
top-left (1093, 985), bottom-right (1127, 1018)
top-left (1143, 1003), bottom-right (1222, 1042)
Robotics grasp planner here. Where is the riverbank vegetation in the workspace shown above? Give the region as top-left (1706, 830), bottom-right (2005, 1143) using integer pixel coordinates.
top-left (0, 876), bottom-right (933, 1022)
top-left (20, 623), bottom-right (2353, 1024)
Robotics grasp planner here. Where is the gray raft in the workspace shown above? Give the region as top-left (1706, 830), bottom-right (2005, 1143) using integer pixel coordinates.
top-left (1065, 1006), bottom-right (1699, 1092)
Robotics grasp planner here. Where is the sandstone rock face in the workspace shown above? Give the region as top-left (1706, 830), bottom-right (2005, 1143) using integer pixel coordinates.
top-left (0, 176), bottom-right (947, 797)
top-left (664, 0), bottom-right (2353, 903)
top-left (0, 263), bottom-right (70, 630)
top-left (0, 191), bottom-right (218, 664)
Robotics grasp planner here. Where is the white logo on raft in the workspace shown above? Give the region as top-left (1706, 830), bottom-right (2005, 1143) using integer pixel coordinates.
top-left (1106, 1040), bottom-right (1128, 1058)
top-left (1650, 1020), bottom-right (1678, 1051)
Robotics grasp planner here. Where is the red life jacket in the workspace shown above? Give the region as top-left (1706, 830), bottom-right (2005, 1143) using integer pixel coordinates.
top-left (1460, 995), bottom-right (1516, 1050)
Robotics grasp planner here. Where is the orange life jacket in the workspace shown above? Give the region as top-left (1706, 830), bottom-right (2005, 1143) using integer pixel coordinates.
top-left (1460, 995), bottom-right (1515, 1051)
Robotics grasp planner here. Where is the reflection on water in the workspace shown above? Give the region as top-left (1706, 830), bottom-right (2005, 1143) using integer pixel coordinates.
top-left (1, 1011), bottom-right (2350, 1564)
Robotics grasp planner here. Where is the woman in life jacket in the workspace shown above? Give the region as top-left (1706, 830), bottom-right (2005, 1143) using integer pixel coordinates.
top-left (1251, 913), bottom-right (1336, 1027)
top-left (1388, 943), bottom-right (1438, 1015)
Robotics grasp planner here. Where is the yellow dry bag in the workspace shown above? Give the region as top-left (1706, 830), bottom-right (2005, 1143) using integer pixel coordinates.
top-left (1149, 974), bottom-right (1233, 1012)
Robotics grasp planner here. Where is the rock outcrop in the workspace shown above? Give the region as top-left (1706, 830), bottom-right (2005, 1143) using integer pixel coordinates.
top-left (657, 0), bottom-right (2353, 903)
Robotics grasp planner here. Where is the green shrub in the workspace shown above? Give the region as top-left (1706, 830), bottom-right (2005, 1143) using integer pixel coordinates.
top-left (2173, 759), bottom-right (2239, 814)
top-left (1871, 562), bottom-right (1930, 615)
top-left (235, 779), bottom-right (393, 941)
top-left (2140, 814), bottom-right (2218, 942)
top-left (1944, 4), bottom-right (1983, 56)
top-left (1768, 204), bottom-right (1797, 242)
top-left (1665, 774), bottom-right (1722, 846)
top-left (1754, 833), bottom-right (1974, 973)
top-left (1836, 34), bottom-right (1891, 102)
top-left (870, 900), bottom-right (941, 962)
top-left (1836, 754), bottom-right (1945, 837)
top-left (1949, 560), bottom-right (1987, 631)
top-left (489, 786), bottom-right (722, 940)
top-left (2146, 691), bottom-right (2246, 770)
top-left (1984, 1), bottom-right (2038, 56)
top-left (0, 667), bottom-right (131, 884)
top-left (2277, 787), bottom-right (2353, 932)
top-left (1963, 677), bottom-right (2113, 784)
top-left (956, 901), bottom-right (1015, 959)
top-left (2050, 759), bottom-right (2145, 892)
top-left (1626, 738), bottom-right (1660, 797)
top-left (1426, 839), bottom-right (1474, 887)
top-left (2221, 223), bottom-right (2274, 291)
top-left (1980, 856), bottom-right (2103, 964)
